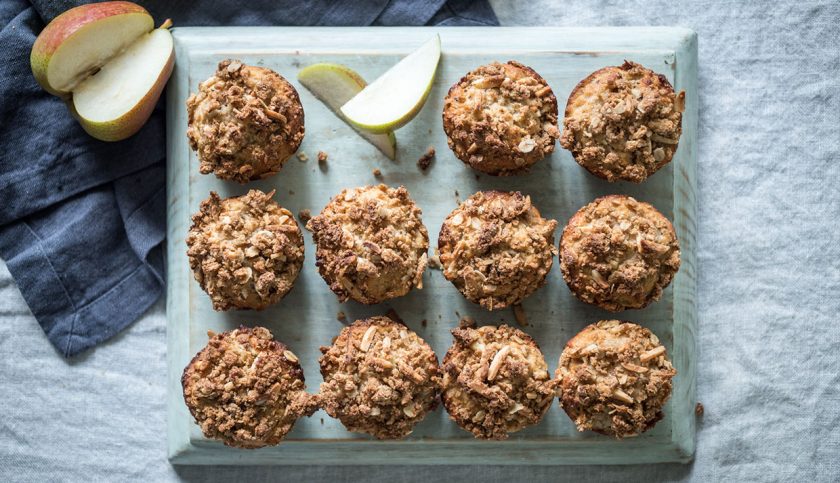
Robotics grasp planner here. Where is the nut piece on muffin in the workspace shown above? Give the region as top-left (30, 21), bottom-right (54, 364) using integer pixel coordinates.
top-left (186, 59), bottom-right (305, 183)
top-left (560, 61), bottom-right (685, 183)
top-left (556, 320), bottom-right (676, 438)
top-left (306, 185), bottom-right (429, 304)
top-left (318, 316), bottom-right (442, 439)
top-left (560, 195), bottom-right (679, 312)
top-left (186, 189), bottom-right (304, 311)
top-left (443, 61), bottom-right (560, 176)
top-left (442, 322), bottom-right (555, 439)
top-left (438, 191), bottom-right (557, 310)
top-left (181, 326), bottom-right (319, 448)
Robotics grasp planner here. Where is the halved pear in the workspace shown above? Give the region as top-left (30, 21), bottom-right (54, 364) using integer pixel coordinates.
top-left (340, 35), bottom-right (441, 134)
top-left (72, 27), bottom-right (174, 142)
top-left (298, 63), bottom-right (397, 159)
top-left (30, 1), bottom-right (154, 97)
top-left (30, 2), bottom-right (174, 141)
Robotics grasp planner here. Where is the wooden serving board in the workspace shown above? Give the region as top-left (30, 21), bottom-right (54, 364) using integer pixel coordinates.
top-left (166, 27), bottom-right (697, 465)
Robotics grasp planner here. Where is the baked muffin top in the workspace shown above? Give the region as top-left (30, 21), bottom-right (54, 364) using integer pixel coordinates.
top-left (186, 59), bottom-right (305, 183)
top-left (442, 323), bottom-right (555, 440)
top-left (306, 185), bottom-right (429, 304)
top-left (443, 61), bottom-right (560, 175)
top-left (318, 316), bottom-right (441, 439)
top-left (186, 189), bottom-right (304, 311)
top-left (560, 195), bottom-right (680, 312)
top-left (560, 61), bottom-right (685, 183)
top-left (438, 191), bottom-right (557, 310)
top-left (556, 320), bottom-right (676, 438)
top-left (181, 326), bottom-right (319, 448)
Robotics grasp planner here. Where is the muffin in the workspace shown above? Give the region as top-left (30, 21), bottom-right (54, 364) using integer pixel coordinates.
top-left (181, 326), bottom-right (319, 448)
top-left (442, 322), bottom-right (555, 439)
top-left (560, 61), bottom-right (685, 183)
top-left (443, 61), bottom-right (560, 175)
top-left (318, 316), bottom-right (441, 439)
top-left (186, 59), bottom-right (305, 183)
top-left (438, 191), bottom-right (557, 310)
top-left (186, 189), bottom-right (304, 311)
top-left (560, 195), bottom-right (680, 312)
top-left (306, 185), bottom-right (429, 304)
top-left (556, 320), bottom-right (676, 438)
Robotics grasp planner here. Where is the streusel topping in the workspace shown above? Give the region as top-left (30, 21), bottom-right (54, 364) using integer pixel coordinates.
top-left (557, 320), bottom-right (676, 438)
top-left (438, 191), bottom-right (557, 310)
top-left (318, 316), bottom-right (441, 439)
top-left (443, 61), bottom-right (560, 175)
top-left (186, 59), bottom-right (305, 183)
top-left (560, 61), bottom-right (685, 183)
top-left (186, 189), bottom-right (304, 311)
top-left (442, 323), bottom-right (555, 439)
top-left (560, 195), bottom-right (680, 312)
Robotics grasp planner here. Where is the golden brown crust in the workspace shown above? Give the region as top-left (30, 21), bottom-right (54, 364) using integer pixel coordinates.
top-left (560, 195), bottom-right (680, 312)
top-left (186, 189), bottom-right (304, 311)
top-left (181, 326), bottom-right (319, 448)
top-left (560, 61), bottom-right (685, 183)
top-left (438, 191), bottom-right (557, 310)
top-left (318, 316), bottom-right (442, 439)
top-left (442, 324), bottom-right (555, 440)
top-left (442, 61), bottom-right (560, 176)
top-left (306, 185), bottom-right (429, 304)
top-left (556, 320), bottom-right (676, 438)
top-left (186, 59), bottom-right (305, 183)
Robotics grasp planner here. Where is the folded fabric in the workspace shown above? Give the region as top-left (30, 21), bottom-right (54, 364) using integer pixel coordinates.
top-left (0, 0), bottom-right (498, 358)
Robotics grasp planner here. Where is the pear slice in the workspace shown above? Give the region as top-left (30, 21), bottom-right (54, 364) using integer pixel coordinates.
top-left (72, 26), bottom-right (174, 142)
top-left (298, 63), bottom-right (396, 159)
top-left (340, 35), bottom-right (441, 134)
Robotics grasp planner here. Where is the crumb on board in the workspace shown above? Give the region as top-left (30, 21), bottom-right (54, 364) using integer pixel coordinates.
top-left (417, 147), bottom-right (435, 171)
top-left (317, 151), bottom-right (328, 163)
top-left (296, 151), bottom-right (308, 162)
top-left (336, 311), bottom-right (347, 322)
top-left (298, 209), bottom-right (311, 224)
top-left (513, 304), bottom-right (528, 327)
top-left (459, 315), bottom-right (475, 328)
top-left (696, 402), bottom-right (704, 416)
top-left (428, 253), bottom-right (442, 270)
top-left (373, 168), bottom-right (382, 178)
top-left (421, 319), bottom-right (427, 328)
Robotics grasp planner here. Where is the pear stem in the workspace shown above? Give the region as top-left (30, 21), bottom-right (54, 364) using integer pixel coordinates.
top-left (160, 18), bottom-right (173, 30)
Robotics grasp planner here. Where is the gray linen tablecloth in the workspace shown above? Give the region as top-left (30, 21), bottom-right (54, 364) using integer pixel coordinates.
top-left (1, 0), bottom-right (838, 481)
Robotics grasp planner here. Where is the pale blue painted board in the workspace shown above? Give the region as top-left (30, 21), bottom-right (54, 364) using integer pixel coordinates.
top-left (166, 27), bottom-right (697, 465)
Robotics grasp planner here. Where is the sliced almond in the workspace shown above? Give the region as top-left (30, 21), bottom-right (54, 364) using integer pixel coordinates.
top-left (613, 389), bottom-right (634, 404)
top-left (360, 325), bottom-right (377, 352)
top-left (640, 345), bottom-right (666, 362)
top-left (487, 346), bottom-right (511, 381)
top-left (283, 350), bottom-right (299, 363)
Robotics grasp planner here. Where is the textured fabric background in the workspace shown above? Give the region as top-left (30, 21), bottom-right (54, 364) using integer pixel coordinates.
top-left (1, 0), bottom-right (839, 481)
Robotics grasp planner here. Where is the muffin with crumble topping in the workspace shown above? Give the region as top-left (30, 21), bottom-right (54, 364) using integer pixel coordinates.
top-left (306, 185), bottom-right (429, 304)
top-left (442, 321), bottom-right (555, 440)
top-left (318, 315), bottom-right (441, 439)
top-left (443, 61), bottom-right (560, 175)
top-left (181, 326), bottom-right (319, 448)
top-left (186, 189), bottom-right (304, 311)
top-left (186, 59), bottom-right (305, 183)
top-left (560, 61), bottom-right (685, 183)
top-left (438, 190), bottom-right (557, 310)
top-left (560, 195), bottom-right (680, 312)
top-left (556, 320), bottom-right (676, 438)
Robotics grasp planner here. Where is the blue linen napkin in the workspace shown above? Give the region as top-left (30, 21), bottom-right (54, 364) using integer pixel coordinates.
top-left (0, 0), bottom-right (498, 358)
